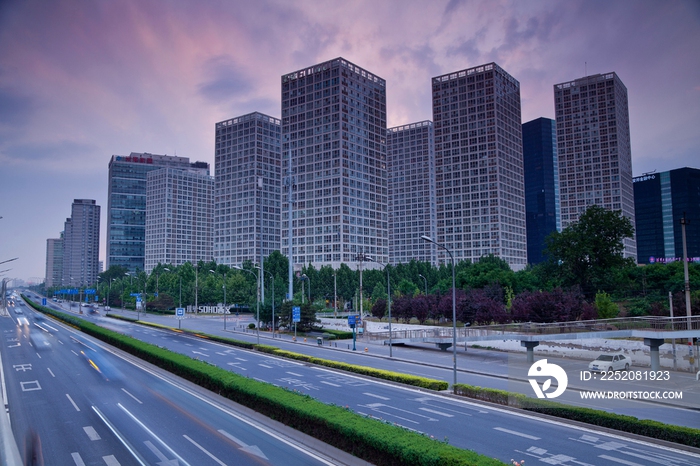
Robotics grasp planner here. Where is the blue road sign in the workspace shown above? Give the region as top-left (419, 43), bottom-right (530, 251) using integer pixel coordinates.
top-left (292, 306), bottom-right (301, 323)
top-left (176, 307), bottom-right (185, 318)
top-left (84, 289), bottom-right (96, 295)
top-left (130, 293), bottom-right (141, 297)
top-left (41, 298), bottom-right (46, 306)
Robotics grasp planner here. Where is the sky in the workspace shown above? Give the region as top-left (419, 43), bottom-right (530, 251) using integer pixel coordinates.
top-left (1, 0), bottom-right (699, 284)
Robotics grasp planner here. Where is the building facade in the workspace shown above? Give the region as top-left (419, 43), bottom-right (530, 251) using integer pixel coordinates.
top-left (45, 234), bottom-right (63, 288)
top-left (214, 112), bottom-right (281, 269)
top-left (107, 152), bottom-right (202, 272)
top-left (62, 199), bottom-right (100, 287)
top-left (145, 166), bottom-right (214, 273)
top-left (633, 168), bottom-right (700, 264)
top-left (387, 121), bottom-right (437, 265)
top-left (431, 63), bottom-right (527, 270)
top-left (522, 117), bottom-right (560, 264)
top-left (281, 57), bottom-right (388, 270)
top-left (554, 72), bottom-right (636, 259)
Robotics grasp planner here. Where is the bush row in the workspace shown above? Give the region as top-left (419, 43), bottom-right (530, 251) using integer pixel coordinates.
top-left (454, 384), bottom-right (700, 448)
top-left (26, 297), bottom-right (503, 465)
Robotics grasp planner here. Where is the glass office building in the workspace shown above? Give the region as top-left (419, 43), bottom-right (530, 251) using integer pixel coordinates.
top-left (522, 117), bottom-right (560, 264)
top-left (432, 63), bottom-right (527, 270)
top-left (387, 121), bottom-right (437, 265)
top-left (107, 152), bottom-right (202, 272)
top-left (633, 168), bottom-right (700, 264)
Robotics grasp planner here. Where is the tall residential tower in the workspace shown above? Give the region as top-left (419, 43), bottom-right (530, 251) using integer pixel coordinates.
top-left (214, 112), bottom-right (282, 268)
top-left (281, 58), bottom-right (388, 269)
top-left (431, 63), bottom-right (527, 270)
top-left (387, 121), bottom-right (437, 265)
top-left (145, 165), bottom-right (214, 273)
top-left (554, 72), bottom-right (636, 259)
top-left (62, 199), bottom-right (100, 287)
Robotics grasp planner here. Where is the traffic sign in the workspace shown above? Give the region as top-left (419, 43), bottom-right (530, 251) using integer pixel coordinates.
top-left (292, 306), bottom-right (301, 323)
top-left (176, 307), bottom-right (185, 319)
top-left (84, 289), bottom-right (96, 295)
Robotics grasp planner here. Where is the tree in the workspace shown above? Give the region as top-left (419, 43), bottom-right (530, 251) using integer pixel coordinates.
top-left (545, 205), bottom-right (635, 296)
top-left (595, 291), bottom-right (619, 319)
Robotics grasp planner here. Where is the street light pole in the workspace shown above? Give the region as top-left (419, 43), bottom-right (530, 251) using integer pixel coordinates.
top-left (419, 274), bottom-right (428, 295)
top-left (421, 235), bottom-right (457, 388)
top-left (333, 272), bottom-right (337, 317)
top-left (211, 269), bottom-right (228, 330)
top-left (261, 269), bottom-right (275, 337)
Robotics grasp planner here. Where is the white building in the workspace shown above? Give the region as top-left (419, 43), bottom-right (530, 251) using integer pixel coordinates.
top-left (431, 63), bottom-right (527, 270)
top-left (214, 112), bottom-right (281, 268)
top-left (554, 72), bottom-right (636, 259)
top-left (62, 199), bottom-right (100, 287)
top-left (281, 57), bottom-right (388, 270)
top-left (144, 165), bottom-right (213, 273)
top-left (387, 121), bottom-right (437, 265)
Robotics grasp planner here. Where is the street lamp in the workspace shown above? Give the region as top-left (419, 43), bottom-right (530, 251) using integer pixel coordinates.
top-left (421, 234), bottom-right (457, 388)
top-left (367, 257), bottom-right (392, 356)
top-left (300, 274), bottom-right (310, 303)
top-left (418, 274), bottom-right (428, 295)
top-left (234, 265), bottom-right (260, 344)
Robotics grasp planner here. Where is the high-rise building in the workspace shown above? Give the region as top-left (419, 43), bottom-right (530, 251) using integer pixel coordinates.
top-left (145, 165), bottom-right (214, 273)
top-left (554, 72), bottom-right (636, 259)
top-left (633, 168), bottom-right (700, 265)
top-left (107, 152), bottom-right (203, 272)
top-left (62, 199), bottom-right (100, 287)
top-left (522, 117), bottom-right (560, 264)
top-left (214, 112), bottom-right (281, 269)
top-left (45, 233), bottom-right (63, 288)
top-left (431, 63), bottom-right (527, 270)
top-left (387, 121), bottom-right (436, 265)
top-left (281, 57), bottom-right (388, 269)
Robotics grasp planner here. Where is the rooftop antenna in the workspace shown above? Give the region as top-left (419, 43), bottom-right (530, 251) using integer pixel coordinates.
top-left (585, 61), bottom-right (587, 77)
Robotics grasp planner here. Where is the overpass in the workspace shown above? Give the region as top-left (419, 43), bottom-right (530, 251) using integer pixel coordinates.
top-left (367, 316), bottom-right (700, 370)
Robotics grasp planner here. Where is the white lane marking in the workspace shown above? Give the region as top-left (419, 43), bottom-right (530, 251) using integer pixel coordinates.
top-left (20, 381), bottom-right (41, 391)
top-left (47, 368), bottom-right (55, 377)
top-left (493, 427), bottom-right (540, 440)
top-left (183, 435), bottom-right (227, 466)
top-left (84, 426), bottom-right (101, 440)
top-left (419, 407), bottom-right (454, 418)
top-left (118, 403), bottom-right (190, 466)
top-left (286, 372), bottom-right (303, 377)
top-left (71, 350), bottom-right (80, 356)
top-left (235, 357), bottom-right (247, 361)
top-left (363, 392), bottom-right (390, 400)
top-left (320, 381), bottom-right (341, 387)
top-left (66, 394), bottom-right (80, 411)
top-left (598, 455), bottom-right (644, 466)
top-left (102, 455), bottom-right (120, 465)
top-left (219, 429), bottom-right (269, 460)
top-left (258, 364), bottom-right (272, 369)
top-left (144, 441), bottom-right (170, 462)
top-left (121, 388), bottom-right (143, 404)
top-left (71, 452), bottom-right (86, 466)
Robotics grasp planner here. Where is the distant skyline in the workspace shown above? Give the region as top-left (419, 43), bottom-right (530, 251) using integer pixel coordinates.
top-left (1, 0), bottom-right (699, 282)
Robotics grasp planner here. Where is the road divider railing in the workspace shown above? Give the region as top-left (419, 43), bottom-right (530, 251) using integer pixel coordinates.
top-left (24, 296), bottom-right (504, 466)
top-left (453, 384), bottom-right (700, 448)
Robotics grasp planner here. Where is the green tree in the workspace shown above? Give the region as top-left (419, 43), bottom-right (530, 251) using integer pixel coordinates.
top-left (545, 205), bottom-right (635, 296)
top-left (595, 291), bottom-right (619, 319)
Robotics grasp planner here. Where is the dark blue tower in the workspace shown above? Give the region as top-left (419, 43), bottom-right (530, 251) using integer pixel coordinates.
top-left (522, 118), bottom-right (560, 264)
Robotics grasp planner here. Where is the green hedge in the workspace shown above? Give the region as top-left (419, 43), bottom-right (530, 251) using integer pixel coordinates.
top-left (24, 296), bottom-right (502, 465)
top-left (319, 329), bottom-right (354, 339)
top-left (454, 384), bottom-right (700, 448)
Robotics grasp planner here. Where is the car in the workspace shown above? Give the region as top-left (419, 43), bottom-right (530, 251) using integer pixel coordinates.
top-left (588, 353), bottom-right (630, 372)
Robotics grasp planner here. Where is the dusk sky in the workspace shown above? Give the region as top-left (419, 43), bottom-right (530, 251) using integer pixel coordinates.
top-left (1, 0), bottom-right (699, 283)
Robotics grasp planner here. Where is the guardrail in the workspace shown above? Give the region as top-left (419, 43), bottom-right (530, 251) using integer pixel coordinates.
top-left (367, 315), bottom-right (700, 342)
